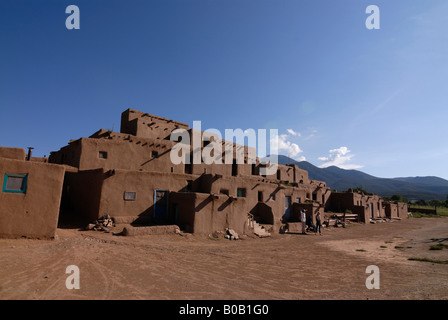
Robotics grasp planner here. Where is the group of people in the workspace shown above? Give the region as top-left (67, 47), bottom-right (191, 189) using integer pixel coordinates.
top-left (300, 209), bottom-right (322, 235)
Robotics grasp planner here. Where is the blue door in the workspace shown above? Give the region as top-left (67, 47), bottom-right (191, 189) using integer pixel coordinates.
top-left (154, 190), bottom-right (169, 223)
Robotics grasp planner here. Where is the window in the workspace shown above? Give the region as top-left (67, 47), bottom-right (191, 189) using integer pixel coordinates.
top-left (296, 197), bottom-right (301, 203)
top-left (258, 191), bottom-right (263, 202)
top-left (270, 194), bottom-right (275, 201)
top-left (232, 160), bottom-right (238, 176)
top-left (220, 189), bottom-right (229, 195)
top-left (152, 151), bottom-right (159, 158)
top-left (3, 174), bottom-right (28, 193)
top-left (237, 188), bottom-right (246, 198)
top-left (99, 151), bottom-right (108, 159)
top-left (124, 191), bottom-right (136, 201)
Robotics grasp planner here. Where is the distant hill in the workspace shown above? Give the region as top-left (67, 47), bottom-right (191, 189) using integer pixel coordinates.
top-left (393, 176), bottom-right (448, 187)
top-left (272, 155), bottom-right (448, 200)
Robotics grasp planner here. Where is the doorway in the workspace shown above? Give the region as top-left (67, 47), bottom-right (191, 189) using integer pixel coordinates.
top-left (154, 190), bottom-right (169, 223)
top-left (285, 196), bottom-right (291, 220)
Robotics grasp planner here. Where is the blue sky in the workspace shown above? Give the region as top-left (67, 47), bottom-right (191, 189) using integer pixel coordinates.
top-left (1, 0), bottom-right (447, 179)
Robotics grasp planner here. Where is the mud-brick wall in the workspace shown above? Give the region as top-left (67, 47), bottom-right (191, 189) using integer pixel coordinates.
top-left (0, 158), bottom-right (65, 239)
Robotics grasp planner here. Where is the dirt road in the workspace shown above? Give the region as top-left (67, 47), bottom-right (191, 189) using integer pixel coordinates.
top-left (1, 217), bottom-right (447, 300)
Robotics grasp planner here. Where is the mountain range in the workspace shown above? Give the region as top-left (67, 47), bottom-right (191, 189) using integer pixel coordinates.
top-left (273, 155), bottom-right (448, 201)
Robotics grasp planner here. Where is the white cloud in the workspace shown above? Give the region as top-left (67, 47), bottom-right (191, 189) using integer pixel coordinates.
top-left (318, 147), bottom-right (363, 170)
top-left (270, 132), bottom-right (303, 159)
top-left (302, 128), bottom-right (318, 141)
top-left (286, 129), bottom-right (300, 136)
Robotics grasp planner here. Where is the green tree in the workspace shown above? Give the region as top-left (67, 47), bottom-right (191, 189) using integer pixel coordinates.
top-left (416, 199), bottom-right (427, 206)
top-left (390, 194), bottom-right (408, 203)
top-left (429, 200), bottom-right (443, 208)
top-left (349, 186), bottom-right (371, 195)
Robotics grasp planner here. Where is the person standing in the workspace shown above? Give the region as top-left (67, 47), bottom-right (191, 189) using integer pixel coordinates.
top-left (301, 209), bottom-right (307, 234)
top-left (315, 211), bottom-right (322, 235)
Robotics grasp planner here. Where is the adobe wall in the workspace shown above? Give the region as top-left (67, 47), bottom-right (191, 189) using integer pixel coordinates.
top-left (295, 167), bottom-right (309, 184)
top-left (121, 108), bottom-right (189, 140)
top-left (0, 147), bottom-right (26, 160)
top-left (355, 194), bottom-right (385, 221)
top-left (384, 202), bottom-right (398, 218)
top-left (80, 137), bottom-right (183, 173)
top-left (97, 170), bottom-right (190, 224)
top-left (186, 193), bottom-right (249, 235)
top-left (385, 202), bottom-right (408, 218)
top-left (52, 130), bottom-right (262, 178)
top-left (365, 194), bottom-right (385, 219)
top-left (327, 192), bottom-right (385, 223)
top-left (202, 174), bottom-right (328, 232)
top-left (397, 202), bottom-right (408, 218)
top-left (0, 158), bottom-right (65, 239)
top-left (185, 128), bottom-right (259, 178)
top-left (31, 156), bottom-right (48, 163)
top-left (353, 205), bottom-right (367, 222)
top-left (169, 192), bottom-right (197, 233)
top-left (49, 139), bottom-right (82, 168)
top-left (310, 182), bottom-right (330, 206)
top-left (51, 135), bottom-right (185, 174)
top-left (327, 192), bottom-right (355, 212)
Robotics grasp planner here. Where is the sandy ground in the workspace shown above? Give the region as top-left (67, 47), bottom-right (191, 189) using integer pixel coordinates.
top-left (0, 217), bottom-right (447, 300)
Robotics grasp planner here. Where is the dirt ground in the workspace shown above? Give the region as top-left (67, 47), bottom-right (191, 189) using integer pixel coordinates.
top-left (0, 217), bottom-right (447, 300)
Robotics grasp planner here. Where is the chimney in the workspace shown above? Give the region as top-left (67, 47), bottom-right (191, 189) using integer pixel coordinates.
top-left (26, 147), bottom-right (34, 161)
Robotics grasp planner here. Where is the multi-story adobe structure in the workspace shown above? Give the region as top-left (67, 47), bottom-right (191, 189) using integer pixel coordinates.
top-left (48, 109), bottom-right (332, 235)
top-left (0, 108), bottom-right (408, 239)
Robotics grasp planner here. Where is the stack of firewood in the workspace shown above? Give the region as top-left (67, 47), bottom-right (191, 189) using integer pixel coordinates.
top-left (85, 214), bottom-right (115, 233)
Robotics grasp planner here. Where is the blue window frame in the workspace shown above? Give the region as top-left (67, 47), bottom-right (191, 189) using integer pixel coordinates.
top-left (237, 188), bottom-right (246, 197)
top-left (2, 174), bottom-right (28, 193)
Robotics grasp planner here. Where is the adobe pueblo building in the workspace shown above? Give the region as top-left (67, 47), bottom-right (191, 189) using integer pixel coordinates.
top-left (0, 108), bottom-right (408, 239)
top-left (0, 147), bottom-right (64, 239)
top-left (48, 108), bottom-right (335, 236)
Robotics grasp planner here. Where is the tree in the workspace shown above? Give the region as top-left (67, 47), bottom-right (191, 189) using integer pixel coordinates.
top-left (390, 194), bottom-right (408, 203)
top-left (349, 186), bottom-right (371, 195)
top-left (416, 199), bottom-right (427, 206)
top-left (429, 200), bottom-right (442, 208)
